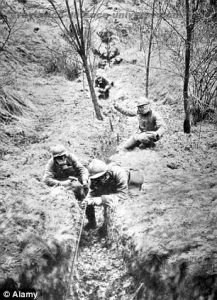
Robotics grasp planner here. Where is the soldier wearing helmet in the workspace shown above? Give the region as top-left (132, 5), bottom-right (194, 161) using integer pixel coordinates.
top-left (114, 97), bottom-right (166, 151)
top-left (95, 76), bottom-right (114, 100)
top-left (83, 159), bottom-right (129, 230)
top-left (43, 144), bottom-right (89, 200)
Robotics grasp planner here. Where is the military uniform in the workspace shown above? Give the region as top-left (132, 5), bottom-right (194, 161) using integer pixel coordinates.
top-left (84, 160), bottom-right (129, 230)
top-left (114, 99), bottom-right (166, 150)
top-left (95, 76), bottom-right (113, 100)
top-left (43, 145), bottom-right (89, 201)
top-left (44, 153), bottom-right (89, 187)
top-left (90, 164), bottom-right (129, 202)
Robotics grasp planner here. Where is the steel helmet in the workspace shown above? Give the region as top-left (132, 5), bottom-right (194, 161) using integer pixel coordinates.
top-left (136, 97), bottom-right (150, 106)
top-left (51, 144), bottom-right (67, 158)
top-left (88, 159), bottom-right (107, 179)
top-left (136, 97), bottom-right (151, 113)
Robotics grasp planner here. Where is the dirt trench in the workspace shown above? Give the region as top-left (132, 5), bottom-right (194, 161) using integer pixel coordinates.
top-left (1, 64), bottom-right (217, 300)
top-left (0, 73), bottom-right (138, 300)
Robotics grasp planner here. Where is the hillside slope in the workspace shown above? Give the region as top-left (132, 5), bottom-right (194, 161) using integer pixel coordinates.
top-left (0, 0), bottom-right (217, 299)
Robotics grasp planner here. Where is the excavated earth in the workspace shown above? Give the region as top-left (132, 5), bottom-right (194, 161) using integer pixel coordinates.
top-left (1, 1), bottom-right (217, 299)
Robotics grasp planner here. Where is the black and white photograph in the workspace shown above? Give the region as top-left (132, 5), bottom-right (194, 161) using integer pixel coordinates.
top-left (0, 0), bottom-right (217, 299)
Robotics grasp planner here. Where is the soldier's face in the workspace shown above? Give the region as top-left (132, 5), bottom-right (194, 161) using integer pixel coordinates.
top-left (137, 105), bottom-right (150, 115)
top-left (55, 155), bottom-right (67, 167)
top-left (100, 172), bottom-right (110, 184)
top-left (96, 78), bottom-right (102, 87)
top-left (90, 172), bottom-right (110, 189)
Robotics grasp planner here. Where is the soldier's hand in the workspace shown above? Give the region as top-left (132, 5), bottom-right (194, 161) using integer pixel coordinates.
top-left (153, 132), bottom-right (160, 141)
top-left (82, 179), bottom-right (90, 189)
top-left (92, 197), bottom-right (103, 206)
top-left (81, 197), bottom-right (102, 208)
top-left (80, 199), bottom-right (87, 209)
top-left (69, 176), bottom-right (78, 182)
top-left (60, 179), bottom-right (72, 187)
top-left (146, 132), bottom-right (159, 142)
top-left (101, 195), bottom-right (112, 207)
top-left (80, 197), bottom-right (95, 208)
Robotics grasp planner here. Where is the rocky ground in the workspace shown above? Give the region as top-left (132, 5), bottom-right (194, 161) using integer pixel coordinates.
top-left (0, 0), bottom-right (217, 299)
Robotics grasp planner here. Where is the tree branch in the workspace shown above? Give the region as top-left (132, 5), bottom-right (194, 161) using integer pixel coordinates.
top-left (65, 0), bottom-right (82, 53)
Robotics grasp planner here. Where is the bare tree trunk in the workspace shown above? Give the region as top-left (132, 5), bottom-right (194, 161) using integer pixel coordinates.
top-left (47, 0), bottom-right (103, 121)
top-left (82, 56), bottom-right (103, 120)
top-left (183, 0), bottom-right (192, 133)
top-left (145, 0), bottom-right (156, 98)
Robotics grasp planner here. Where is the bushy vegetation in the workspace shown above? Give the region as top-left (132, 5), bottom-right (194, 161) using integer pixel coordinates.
top-left (44, 49), bottom-right (80, 81)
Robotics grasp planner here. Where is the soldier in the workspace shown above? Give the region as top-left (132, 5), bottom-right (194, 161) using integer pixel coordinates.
top-left (95, 76), bottom-right (114, 100)
top-left (43, 144), bottom-right (89, 200)
top-left (83, 159), bottom-right (129, 230)
top-left (114, 97), bottom-right (166, 151)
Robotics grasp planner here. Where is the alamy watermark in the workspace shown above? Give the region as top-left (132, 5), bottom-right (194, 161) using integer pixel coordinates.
top-left (2, 290), bottom-right (38, 299)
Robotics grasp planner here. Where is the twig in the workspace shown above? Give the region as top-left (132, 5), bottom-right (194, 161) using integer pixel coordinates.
top-left (82, 69), bottom-right (85, 96)
top-left (109, 117), bottom-right (114, 132)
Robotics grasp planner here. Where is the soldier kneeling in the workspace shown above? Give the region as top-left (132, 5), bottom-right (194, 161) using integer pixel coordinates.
top-left (43, 144), bottom-right (89, 200)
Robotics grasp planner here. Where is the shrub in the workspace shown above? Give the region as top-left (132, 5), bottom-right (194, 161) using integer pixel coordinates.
top-left (44, 49), bottom-right (80, 81)
top-left (191, 96), bottom-right (217, 124)
top-left (63, 61), bottom-right (80, 81)
top-left (44, 60), bottom-right (58, 74)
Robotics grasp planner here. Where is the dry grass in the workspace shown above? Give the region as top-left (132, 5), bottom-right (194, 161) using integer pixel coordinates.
top-left (0, 186), bottom-right (81, 299)
top-left (0, 87), bottom-right (29, 123)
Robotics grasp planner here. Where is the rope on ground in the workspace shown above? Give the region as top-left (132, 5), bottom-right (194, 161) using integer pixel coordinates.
top-left (131, 283), bottom-right (144, 300)
top-left (67, 200), bottom-right (88, 297)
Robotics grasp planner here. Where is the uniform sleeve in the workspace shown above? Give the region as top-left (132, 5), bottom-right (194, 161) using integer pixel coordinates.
top-left (154, 111), bottom-right (166, 137)
top-left (114, 103), bottom-right (137, 117)
top-left (111, 166), bottom-right (129, 201)
top-left (43, 159), bottom-right (60, 187)
top-left (68, 153), bottom-right (89, 184)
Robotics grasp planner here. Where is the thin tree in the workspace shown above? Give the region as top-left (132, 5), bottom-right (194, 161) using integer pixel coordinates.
top-left (47, 0), bottom-right (103, 120)
top-left (183, 0), bottom-right (200, 133)
top-left (145, 0), bottom-right (157, 97)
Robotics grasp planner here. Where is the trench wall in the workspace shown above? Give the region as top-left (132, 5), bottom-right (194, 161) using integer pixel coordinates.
top-left (108, 149), bottom-right (217, 300)
top-left (0, 185), bottom-right (81, 300)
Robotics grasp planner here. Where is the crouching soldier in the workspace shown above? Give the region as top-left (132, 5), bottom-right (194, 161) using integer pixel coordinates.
top-left (43, 144), bottom-right (89, 200)
top-left (114, 97), bottom-right (166, 151)
top-left (95, 76), bottom-right (114, 100)
top-left (83, 159), bottom-right (129, 231)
